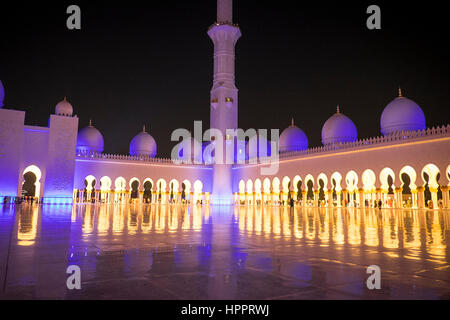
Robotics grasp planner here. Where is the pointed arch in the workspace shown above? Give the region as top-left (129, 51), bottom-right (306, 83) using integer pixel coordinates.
top-left (362, 169), bottom-right (376, 192)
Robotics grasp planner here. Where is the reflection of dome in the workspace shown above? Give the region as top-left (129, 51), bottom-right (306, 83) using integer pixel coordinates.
top-left (380, 89), bottom-right (426, 135)
top-left (280, 118), bottom-right (308, 152)
top-left (0, 80), bottom-right (4, 108)
top-left (176, 137), bottom-right (203, 163)
top-left (129, 126), bottom-right (157, 157)
top-left (76, 120), bottom-right (104, 153)
top-left (55, 97), bottom-right (73, 116)
top-left (322, 106), bottom-right (358, 145)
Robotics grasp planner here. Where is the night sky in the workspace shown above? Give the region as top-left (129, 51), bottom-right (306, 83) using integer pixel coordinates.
top-left (1, 1), bottom-right (449, 157)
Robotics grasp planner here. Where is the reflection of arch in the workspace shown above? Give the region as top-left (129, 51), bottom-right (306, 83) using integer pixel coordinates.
top-left (362, 169), bottom-right (376, 191)
top-left (379, 168), bottom-right (395, 191)
top-left (100, 176), bottom-right (112, 191)
top-left (114, 177), bottom-right (126, 191)
top-left (22, 165), bottom-right (42, 198)
top-left (345, 170), bottom-right (358, 192)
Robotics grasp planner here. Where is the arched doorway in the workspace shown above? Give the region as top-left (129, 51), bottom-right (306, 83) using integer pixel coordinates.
top-left (22, 172), bottom-right (36, 198)
top-left (399, 166), bottom-right (418, 208)
top-left (84, 175), bottom-right (96, 203)
top-left (422, 164), bottom-right (442, 208)
top-left (130, 179), bottom-right (140, 201)
top-left (21, 165), bottom-right (42, 200)
top-left (143, 180), bottom-right (153, 203)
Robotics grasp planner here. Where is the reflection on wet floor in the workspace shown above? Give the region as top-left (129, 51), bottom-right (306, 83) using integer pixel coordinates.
top-left (0, 204), bottom-right (449, 299)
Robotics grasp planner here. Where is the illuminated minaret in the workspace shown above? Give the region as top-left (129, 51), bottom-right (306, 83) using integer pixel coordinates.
top-left (208, 0), bottom-right (241, 204)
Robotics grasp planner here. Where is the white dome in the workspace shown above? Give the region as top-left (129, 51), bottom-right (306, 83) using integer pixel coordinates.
top-left (176, 137), bottom-right (203, 163)
top-left (129, 127), bottom-right (157, 157)
top-left (322, 106), bottom-right (358, 145)
top-left (76, 121), bottom-right (104, 153)
top-left (0, 80), bottom-right (5, 108)
top-left (380, 89), bottom-right (426, 135)
top-left (279, 119), bottom-right (308, 152)
top-left (55, 97), bottom-right (73, 116)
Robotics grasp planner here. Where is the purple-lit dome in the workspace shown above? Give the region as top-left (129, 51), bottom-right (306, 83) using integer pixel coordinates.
top-left (76, 121), bottom-right (104, 153)
top-left (280, 119), bottom-right (308, 152)
top-left (129, 127), bottom-right (157, 158)
top-left (380, 89), bottom-right (426, 135)
top-left (321, 106), bottom-right (358, 145)
top-left (246, 133), bottom-right (273, 159)
top-left (55, 97), bottom-right (73, 116)
top-left (0, 80), bottom-right (4, 108)
top-left (176, 137), bottom-right (203, 163)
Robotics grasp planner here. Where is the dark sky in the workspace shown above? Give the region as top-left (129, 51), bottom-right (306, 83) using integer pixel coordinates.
top-left (1, 0), bottom-right (449, 157)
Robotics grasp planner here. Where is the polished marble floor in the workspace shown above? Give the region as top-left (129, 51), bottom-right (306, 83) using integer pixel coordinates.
top-left (0, 203), bottom-right (449, 300)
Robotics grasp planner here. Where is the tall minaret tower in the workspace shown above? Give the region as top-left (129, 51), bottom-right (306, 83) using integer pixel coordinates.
top-left (208, 0), bottom-right (241, 204)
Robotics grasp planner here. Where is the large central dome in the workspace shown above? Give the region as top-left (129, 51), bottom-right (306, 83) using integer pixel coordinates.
top-left (76, 120), bottom-right (104, 154)
top-left (380, 89), bottom-right (426, 135)
top-left (129, 127), bottom-right (157, 158)
top-left (321, 106), bottom-right (358, 145)
top-left (279, 118), bottom-right (308, 152)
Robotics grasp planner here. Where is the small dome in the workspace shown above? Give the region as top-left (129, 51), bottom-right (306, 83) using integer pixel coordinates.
top-left (279, 118), bottom-right (308, 152)
top-left (322, 106), bottom-right (358, 145)
top-left (129, 126), bottom-right (157, 158)
top-left (76, 120), bottom-right (104, 153)
top-left (176, 137), bottom-right (203, 163)
top-left (0, 80), bottom-right (5, 108)
top-left (380, 89), bottom-right (426, 135)
top-left (55, 97), bottom-right (73, 116)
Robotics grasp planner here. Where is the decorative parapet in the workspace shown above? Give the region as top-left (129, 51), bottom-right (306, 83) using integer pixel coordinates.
top-left (252, 125), bottom-right (450, 164)
top-left (76, 151), bottom-right (206, 167)
top-left (76, 125), bottom-right (450, 167)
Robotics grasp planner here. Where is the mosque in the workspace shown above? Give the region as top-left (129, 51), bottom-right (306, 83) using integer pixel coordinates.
top-left (0, 0), bottom-right (449, 210)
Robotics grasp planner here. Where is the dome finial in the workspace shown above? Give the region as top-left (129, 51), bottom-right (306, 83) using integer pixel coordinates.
top-left (336, 105), bottom-right (340, 114)
top-left (89, 119), bottom-right (93, 127)
top-left (291, 117), bottom-right (295, 127)
top-left (398, 87), bottom-right (403, 97)
top-left (143, 125), bottom-right (146, 133)
top-left (64, 96), bottom-right (67, 101)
